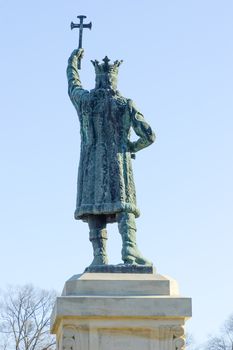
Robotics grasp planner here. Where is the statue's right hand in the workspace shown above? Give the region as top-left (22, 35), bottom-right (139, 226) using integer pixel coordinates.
top-left (71, 48), bottom-right (84, 60)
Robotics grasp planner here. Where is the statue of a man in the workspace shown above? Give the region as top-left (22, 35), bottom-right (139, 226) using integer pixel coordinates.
top-left (67, 48), bottom-right (155, 267)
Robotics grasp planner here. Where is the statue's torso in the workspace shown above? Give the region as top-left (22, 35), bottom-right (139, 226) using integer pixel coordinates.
top-left (74, 88), bottom-right (139, 221)
top-left (79, 89), bottom-right (131, 150)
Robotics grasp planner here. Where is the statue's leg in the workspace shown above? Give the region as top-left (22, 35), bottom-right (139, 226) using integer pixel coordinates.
top-left (88, 215), bottom-right (108, 267)
top-left (117, 212), bottom-right (152, 265)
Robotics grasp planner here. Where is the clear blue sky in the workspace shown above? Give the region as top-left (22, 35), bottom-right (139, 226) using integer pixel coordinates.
top-left (0, 0), bottom-right (233, 344)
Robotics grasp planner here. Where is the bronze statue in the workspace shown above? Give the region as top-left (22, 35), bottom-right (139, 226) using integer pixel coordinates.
top-left (67, 48), bottom-right (155, 267)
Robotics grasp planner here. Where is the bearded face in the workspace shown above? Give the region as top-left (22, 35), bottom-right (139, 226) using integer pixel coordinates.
top-left (95, 72), bottom-right (118, 90)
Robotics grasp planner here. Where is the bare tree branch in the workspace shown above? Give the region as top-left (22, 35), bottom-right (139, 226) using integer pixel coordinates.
top-left (203, 314), bottom-right (233, 350)
top-left (0, 284), bottom-right (56, 350)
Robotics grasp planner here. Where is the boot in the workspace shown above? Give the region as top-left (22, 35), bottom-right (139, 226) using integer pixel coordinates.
top-left (89, 228), bottom-right (108, 266)
top-left (117, 212), bottom-right (152, 265)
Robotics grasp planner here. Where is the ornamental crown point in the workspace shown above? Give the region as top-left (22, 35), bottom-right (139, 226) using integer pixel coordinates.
top-left (91, 56), bottom-right (123, 75)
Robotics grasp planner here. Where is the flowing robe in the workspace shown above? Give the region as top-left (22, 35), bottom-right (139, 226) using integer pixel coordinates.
top-left (67, 52), bottom-right (155, 222)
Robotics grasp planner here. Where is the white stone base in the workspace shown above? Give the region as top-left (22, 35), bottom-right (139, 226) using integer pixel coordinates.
top-left (51, 273), bottom-right (192, 350)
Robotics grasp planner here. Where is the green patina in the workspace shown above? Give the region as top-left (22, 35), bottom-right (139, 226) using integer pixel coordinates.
top-left (67, 48), bottom-right (155, 268)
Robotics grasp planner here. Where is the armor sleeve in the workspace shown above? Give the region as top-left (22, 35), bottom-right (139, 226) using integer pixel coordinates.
top-left (128, 100), bottom-right (155, 153)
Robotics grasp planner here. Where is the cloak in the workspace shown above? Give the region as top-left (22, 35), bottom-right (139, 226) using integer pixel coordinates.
top-left (67, 52), bottom-right (155, 222)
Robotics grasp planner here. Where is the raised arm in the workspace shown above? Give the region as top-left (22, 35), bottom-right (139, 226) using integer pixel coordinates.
top-left (128, 100), bottom-right (155, 153)
top-left (66, 48), bottom-right (88, 103)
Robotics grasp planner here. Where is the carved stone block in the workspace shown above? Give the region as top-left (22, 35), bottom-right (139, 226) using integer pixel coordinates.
top-left (51, 273), bottom-right (191, 350)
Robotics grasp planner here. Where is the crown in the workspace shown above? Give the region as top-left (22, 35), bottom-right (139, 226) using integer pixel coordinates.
top-left (91, 56), bottom-right (123, 76)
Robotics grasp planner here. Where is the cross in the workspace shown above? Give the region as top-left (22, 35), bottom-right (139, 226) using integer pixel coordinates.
top-left (71, 15), bottom-right (92, 69)
top-left (103, 56), bottom-right (110, 65)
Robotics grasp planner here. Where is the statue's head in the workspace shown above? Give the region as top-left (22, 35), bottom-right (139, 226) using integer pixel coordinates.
top-left (91, 56), bottom-right (123, 90)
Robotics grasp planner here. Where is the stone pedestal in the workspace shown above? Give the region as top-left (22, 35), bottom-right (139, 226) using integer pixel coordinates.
top-left (51, 272), bottom-right (192, 350)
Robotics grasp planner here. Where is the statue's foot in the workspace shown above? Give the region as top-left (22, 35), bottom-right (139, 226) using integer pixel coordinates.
top-left (122, 247), bottom-right (152, 266)
top-left (89, 255), bottom-right (108, 267)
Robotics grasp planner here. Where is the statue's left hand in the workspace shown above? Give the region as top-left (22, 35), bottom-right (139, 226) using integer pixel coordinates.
top-left (131, 153), bottom-right (136, 160)
top-left (127, 140), bottom-right (135, 153)
top-left (127, 140), bottom-right (136, 159)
